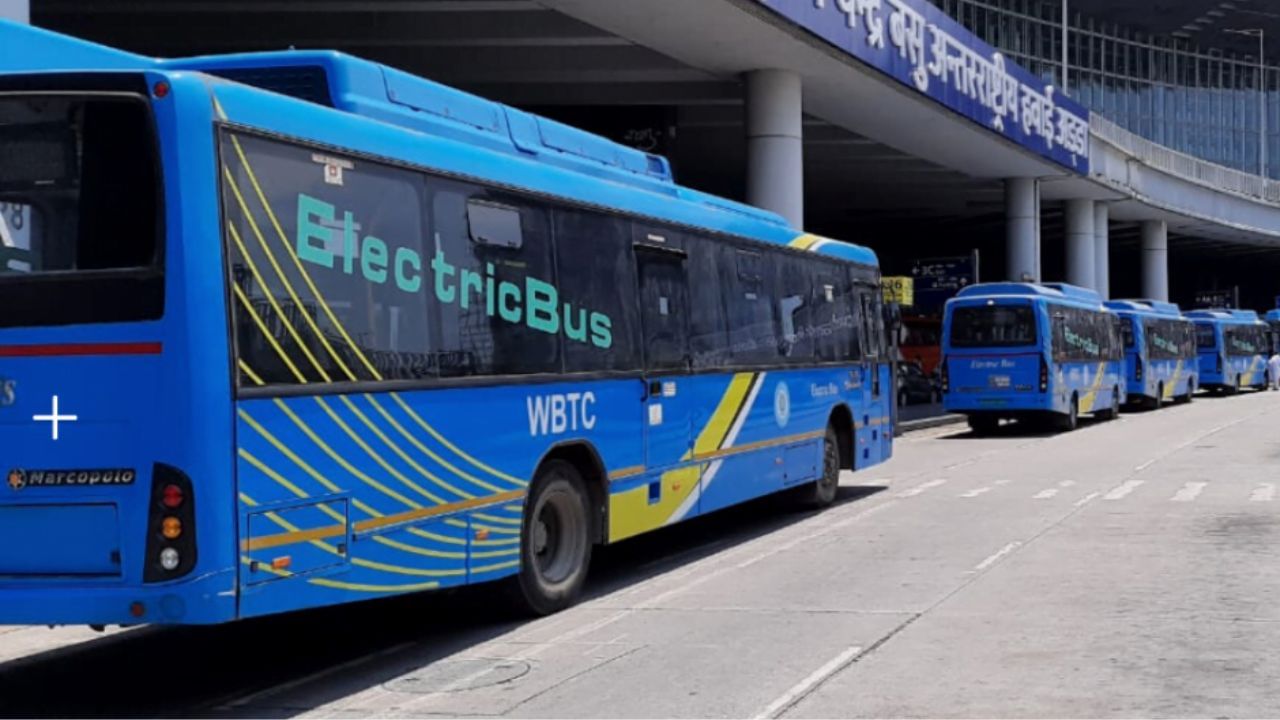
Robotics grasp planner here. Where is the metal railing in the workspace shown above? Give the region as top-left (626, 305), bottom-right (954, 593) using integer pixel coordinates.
top-left (1090, 113), bottom-right (1280, 206)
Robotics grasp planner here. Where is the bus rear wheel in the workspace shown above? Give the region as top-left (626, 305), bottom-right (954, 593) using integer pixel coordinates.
top-left (799, 425), bottom-right (841, 508)
top-left (967, 415), bottom-right (998, 436)
top-left (1177, 381), bottom-right (1195, 404)
top-left (509, 460), bottom-right (592, 616)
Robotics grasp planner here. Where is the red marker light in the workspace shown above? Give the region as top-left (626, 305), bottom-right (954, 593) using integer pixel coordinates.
top-left (161, 484), bottom-right (184, 509)
top-left (153, 81), bottom-right (170, 99)
top-left (129, 602), bottom-right (146, 618)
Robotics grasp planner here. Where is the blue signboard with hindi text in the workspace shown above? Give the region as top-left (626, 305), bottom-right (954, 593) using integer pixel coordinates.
top-left (754, 0), bottom-right (1090, 174)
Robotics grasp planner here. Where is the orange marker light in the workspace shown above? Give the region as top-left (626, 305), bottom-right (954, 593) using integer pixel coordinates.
top-left (475, 528), bottom-right (491, 541)
top-left (271, 556), bottom-right (292, 570)
top-left (161, 517), bottom-right (182, 540)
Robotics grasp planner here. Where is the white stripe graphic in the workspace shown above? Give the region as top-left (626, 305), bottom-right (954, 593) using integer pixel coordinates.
top-left (669, 373), bottom-right (767, 523)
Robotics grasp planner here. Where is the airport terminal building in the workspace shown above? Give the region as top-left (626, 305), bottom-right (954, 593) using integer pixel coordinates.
top-left (6, 0), bottom-right (1280, 310)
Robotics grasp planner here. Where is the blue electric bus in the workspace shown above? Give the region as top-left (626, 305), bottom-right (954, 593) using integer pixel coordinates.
top-left (941, 283), bottom-right (1125, 434)
top-left (0, 23), bottom-right (894, 625)
top-left (1265, 309), bottom-right (1280, 355)
top-left (1186, 309), bottom-right (1269, 394)
top-left (1104, 300), bottom-right (1198, 408)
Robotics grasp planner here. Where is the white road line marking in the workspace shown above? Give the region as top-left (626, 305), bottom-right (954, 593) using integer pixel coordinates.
top-left (994, 479), bottom-right (1012, 486)
top-left (754, 645), bottom-right (863, 719)
top-left (974, 541), bottom-right (1022, 571)
top-left (1033, 488), bottom-right (1058, 500)
top-left (961, 487), bottom-right (992, 498)
top-left (897, 479), bottom-right (946, 498)
top-left (1059, 480), bottom-right (1076, 488)
top-left (1172, 482), bottom-right (1207, 502)
top-left (1251, 484), bottom-right (1276, 502)
top-left (1104, 480), bottom-right (1144, 500)
top-left (1135, 459), bottom-right (1157, 472)
top-left (1074, 491), bottom-right (1101, 507)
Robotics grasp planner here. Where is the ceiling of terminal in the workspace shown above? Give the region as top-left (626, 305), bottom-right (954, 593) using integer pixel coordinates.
top-left (1071, 0), bottom-right (1280, 60)
top-left (26, 0), bottom-right (1280, 297)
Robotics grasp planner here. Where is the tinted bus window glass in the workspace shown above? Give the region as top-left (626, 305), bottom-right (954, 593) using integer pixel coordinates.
top-left (1225, 326), bottom-right (1261, 355)
top-left (687, 235), bottom-right (731, 368)
top-left (778, 256), bottom-right (815, 363)
top-left (0, 94), bottom-right (163, 328)
top-left (222, 131), bottom-right (428, 385)
top-left (428, 180), bottom-right (560, 377)
top-left (1145, 319), bottom-right (1181, 359)
top-left (553, 209), bottom-right (641, 373)
top-left (950, 305), bottom-right (1036, 347)
top-left (1196, 324), bottom-right (1217, 349)
top-left (725, 248), bottom-right (780, 365)
top-left (814, 271), bottom-right (861, 362)
top-left (1120, 318), bottom-right (1135, 349)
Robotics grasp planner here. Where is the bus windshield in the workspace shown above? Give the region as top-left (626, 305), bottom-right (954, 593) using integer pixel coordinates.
top-left (0, 93), bottom-right (162, 327)
top-left (949, 305), bottom-right (1036, 348)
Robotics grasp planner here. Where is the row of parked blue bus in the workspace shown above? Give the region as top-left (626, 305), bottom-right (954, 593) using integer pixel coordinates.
top-left (940, 283), bottom-right (1273, 434)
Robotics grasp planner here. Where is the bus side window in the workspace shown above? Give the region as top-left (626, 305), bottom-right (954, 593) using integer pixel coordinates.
top-left (552, 209), bottom-right (642, 373)
top-left (686, 233), bottom-right (731, 369)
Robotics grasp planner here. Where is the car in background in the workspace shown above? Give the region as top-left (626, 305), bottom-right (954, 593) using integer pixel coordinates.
top-left (898, 361), bottom-right (941, 406)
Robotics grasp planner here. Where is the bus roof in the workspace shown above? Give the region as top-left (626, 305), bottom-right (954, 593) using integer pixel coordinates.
top-left (953, 282), bottom-right (1104, 307)
top-left (0, 20), bottom-right (879, 267)
top-left (1266, 309), bottom-right (1280, 322)
top-left (1185, 309), bottom-right (1262, 324)
top-left (1104, 299), bottom-right (1184, 317)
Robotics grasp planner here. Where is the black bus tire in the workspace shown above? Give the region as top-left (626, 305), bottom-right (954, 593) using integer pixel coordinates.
top-left (508, 460), bottom-right (592, 616)
top-left (1058, 396), bottom-right (1079, 432)
top-left (799, 425), bottom-right (841, 509)
top-left (968, 415), bottom-right (998, 436)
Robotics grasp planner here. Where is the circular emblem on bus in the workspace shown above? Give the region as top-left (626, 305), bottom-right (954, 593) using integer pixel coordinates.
top-left (774, 381), bottom-right (791, 429)
top-left (7, 469), bottom-right (24, 492)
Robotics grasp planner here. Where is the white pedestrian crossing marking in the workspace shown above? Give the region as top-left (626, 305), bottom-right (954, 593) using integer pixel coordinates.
top-left (1251, 484), bottom-right (1275, 502)
top-left (961, 487), bottom-right (992, 498)
top-left (1033, 488), bottom-right (1058, 500)
top-left (1171, 482), bottom-right (1207, 502)
top-left (1104, 480), bottom-right (1144, 500)
top-left (1059, 480), bottom-right (1076, 488)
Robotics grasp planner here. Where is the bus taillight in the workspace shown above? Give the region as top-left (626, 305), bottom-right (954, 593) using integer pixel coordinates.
top-left (940, 357), bottom-right (949, 393)
top-left (1135, 358), bottom-right (1144, 382)
top-left (1039, 356), bottom-right (1049, 393)
top-left (145, 464), bottom-right (197, 583)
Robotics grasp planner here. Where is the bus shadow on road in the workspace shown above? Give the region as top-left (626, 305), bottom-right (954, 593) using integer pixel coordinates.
top-left (0, 484), bottom-right (886, 719)
top-left (935, 417), bottom-right (1109, 440)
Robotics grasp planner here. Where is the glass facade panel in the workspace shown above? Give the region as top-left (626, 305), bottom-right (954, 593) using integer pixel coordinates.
top-left (931, 0), bottom-right (1279, 179)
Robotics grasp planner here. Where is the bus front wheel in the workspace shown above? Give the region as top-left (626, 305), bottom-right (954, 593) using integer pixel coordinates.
top-left (1096, 388), bottom-right (1120, 421)
top-left (1057, 396), bottom-right (1079, 432)
top-left (509, 460), bottom-right (593, 616)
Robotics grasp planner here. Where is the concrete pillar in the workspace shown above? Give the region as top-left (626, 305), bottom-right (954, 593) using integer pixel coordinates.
top-left (1, 0), bottom-right (29, 23)
top-left (1064, 199), bottom-right (1096, 290)
top-left (1094, 203), bottom-right (1110, 299)
top-left (745, 69), bottom-right (804, 229)
top-left (1005, 178), bottom-right (1040, 282)
top-left (1141, 220), bottom-right (1169, 302)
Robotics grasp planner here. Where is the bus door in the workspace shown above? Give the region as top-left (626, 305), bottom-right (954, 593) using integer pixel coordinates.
top-left (634, 235), bottom-right (694, 485)
top-left (856, 286), bottom-right (891, 464)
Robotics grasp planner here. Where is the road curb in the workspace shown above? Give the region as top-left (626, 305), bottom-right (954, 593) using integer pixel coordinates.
top-left (899, 413), bottom-right (966, 434)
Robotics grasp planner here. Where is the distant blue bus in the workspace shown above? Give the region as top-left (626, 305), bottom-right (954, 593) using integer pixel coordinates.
top-left (1104, 300), bottom-right (1198, 408)
top-left (1265, 309), bottom-right (1280, 355)
top-left (942, 283), bottom-right (1125, 434)
top-left (1186, 309), bottom-right (1270, 394)
top-left (0, 23), bottom-right (894, 625)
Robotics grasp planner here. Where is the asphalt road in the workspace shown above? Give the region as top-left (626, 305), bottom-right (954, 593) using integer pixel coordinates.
top-left (2, 390), bottom-right (1279, 718)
